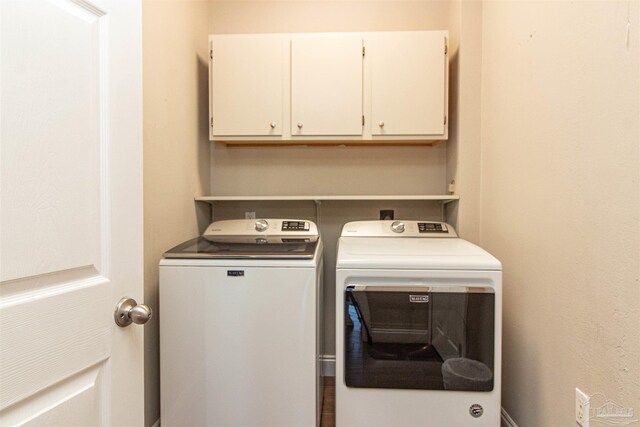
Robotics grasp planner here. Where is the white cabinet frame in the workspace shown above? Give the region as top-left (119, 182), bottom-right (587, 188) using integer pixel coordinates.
top-left (209, 31), bottom-right (448, 145)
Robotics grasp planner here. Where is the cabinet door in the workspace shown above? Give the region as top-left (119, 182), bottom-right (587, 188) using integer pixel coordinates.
top-left (211, 35), bottom-right (283, 137)
top-left (291, 34), bottom-right (363, 136)
top-left (369, 32), bottom-right (447, 136)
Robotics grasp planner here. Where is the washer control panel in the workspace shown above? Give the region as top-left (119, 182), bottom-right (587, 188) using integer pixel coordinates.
top-left (204, 219), bottom-right (318, 240)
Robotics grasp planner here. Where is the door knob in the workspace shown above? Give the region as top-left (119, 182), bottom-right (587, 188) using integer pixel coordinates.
top-left (114, 297), bottom-right (153, 327)
top-left (270, 122), bottom-right (276, 129)
top-left (297, 122), bottom-right (303, 129)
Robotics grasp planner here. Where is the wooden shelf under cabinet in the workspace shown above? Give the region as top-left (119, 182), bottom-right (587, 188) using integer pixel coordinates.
top-left (195, 195), bottom-right (459, 204)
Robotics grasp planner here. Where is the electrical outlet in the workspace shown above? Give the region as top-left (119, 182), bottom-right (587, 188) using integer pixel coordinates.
top-left (245, 211), bottom-right (256, 219)
top-left (576, 388), bottom-right (590, 427)
top-left (380, 210), bottom-right (394, 220)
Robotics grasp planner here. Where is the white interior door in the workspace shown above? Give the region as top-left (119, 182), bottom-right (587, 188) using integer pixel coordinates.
top-left (0, 0), bottom-right (144, 425)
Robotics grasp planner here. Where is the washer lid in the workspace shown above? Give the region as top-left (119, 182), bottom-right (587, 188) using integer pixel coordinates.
top-left (164, 219), bottom-right (319, 259)
top-left (163, 236), bottom-right (319, 259)
top-left (337, 237), bottom-right (501, 270)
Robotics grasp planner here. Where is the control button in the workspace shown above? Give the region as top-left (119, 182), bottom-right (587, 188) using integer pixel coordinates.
top-left (255, 220), bottom-right (269, 232)
top-left (391, 221), bottom-right (405, 233)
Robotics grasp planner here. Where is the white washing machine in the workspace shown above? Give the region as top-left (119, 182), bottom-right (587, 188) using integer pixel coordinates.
top-left (336, 220), bottom-right (502, 427)
top-left (160, 219), bottom-right (323, 427)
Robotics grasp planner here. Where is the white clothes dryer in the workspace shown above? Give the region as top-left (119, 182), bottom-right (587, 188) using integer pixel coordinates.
top-left (160, 219), bottom-right (323, 427)
top-left (336, 220), bottom-right (501, 427)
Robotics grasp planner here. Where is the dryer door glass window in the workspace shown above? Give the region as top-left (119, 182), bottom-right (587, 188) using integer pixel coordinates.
top-left (344, 286), bottom-right (495, 391)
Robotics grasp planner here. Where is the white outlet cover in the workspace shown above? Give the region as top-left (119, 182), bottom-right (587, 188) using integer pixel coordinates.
top-left (575, 388), bottom-right (590, 427)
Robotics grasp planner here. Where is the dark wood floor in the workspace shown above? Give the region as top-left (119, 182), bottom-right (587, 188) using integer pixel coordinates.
top-left (320, 376), bottom-right (335, 427)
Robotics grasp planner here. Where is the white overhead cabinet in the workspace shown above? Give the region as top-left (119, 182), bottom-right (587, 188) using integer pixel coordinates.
top-left (209, 31), bottom-right (448, 144)
top-left (210, 35), bottom-right (284, 137)
top-left (291, 34), bottom-right (363, 136)
top-left (367, 31), bottom-right (447, 138)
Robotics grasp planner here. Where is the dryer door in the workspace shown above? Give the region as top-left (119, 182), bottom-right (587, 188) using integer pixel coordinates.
top-left (344, 285), bottom-right (495, 391)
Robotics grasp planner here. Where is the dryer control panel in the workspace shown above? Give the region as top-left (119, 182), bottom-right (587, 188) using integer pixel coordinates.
top-left (341, 220), bottom-right (457, 238)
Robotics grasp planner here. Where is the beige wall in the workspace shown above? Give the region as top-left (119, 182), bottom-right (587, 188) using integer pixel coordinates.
top-left (209, 0), bottom-right (456, 357)
top-left (142, 1), bottom-right (211, 425)
top-left (446, 0), bottom-right (483, 244)
top-left (479, 1), bottom-right (640, 425)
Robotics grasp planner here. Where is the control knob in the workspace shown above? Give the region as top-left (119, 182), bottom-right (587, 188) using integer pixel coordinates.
top-left (391, 221), bottom-right (405, 233)
top-left (255, 220), bottom-right (269, 232)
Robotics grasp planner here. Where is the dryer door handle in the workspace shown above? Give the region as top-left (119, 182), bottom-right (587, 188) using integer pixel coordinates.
top-left (350, 285), bottom-right (494, 293)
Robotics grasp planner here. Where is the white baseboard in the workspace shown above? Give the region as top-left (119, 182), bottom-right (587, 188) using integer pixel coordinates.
top-left (501, 407), bottom-right (518, 427)
top-left (321, 354), bottom-right (335, 377)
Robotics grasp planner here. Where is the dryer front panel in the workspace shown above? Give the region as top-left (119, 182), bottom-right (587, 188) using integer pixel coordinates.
top-left (335, 269), bottom-right (502, 427)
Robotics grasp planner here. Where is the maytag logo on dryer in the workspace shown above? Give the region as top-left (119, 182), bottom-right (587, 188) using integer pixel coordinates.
top-left (227, 270), bottom-right (245, 277)
top-left (409, 295), bottom-right (429, 303)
